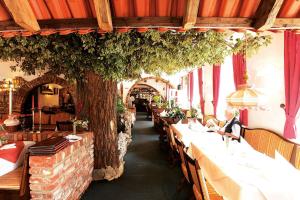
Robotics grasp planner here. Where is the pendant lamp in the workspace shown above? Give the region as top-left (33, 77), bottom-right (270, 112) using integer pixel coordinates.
top-left (226, 34), bottom-right (264, 110)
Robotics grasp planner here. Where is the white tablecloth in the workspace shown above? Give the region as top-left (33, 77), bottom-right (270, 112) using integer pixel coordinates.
top-left (172, 123), bottom-right (300, 200)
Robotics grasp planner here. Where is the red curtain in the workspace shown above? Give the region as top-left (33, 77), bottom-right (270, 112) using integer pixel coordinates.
top-left (213, 64), bottom-right (221, 116)
top-left (198, 68), bottom-right (205, 115)
top-left (283, 31), bottom-right (300, 139)
top-left (232, 53), bottom-right (248, 126)
top-left (189, 71), bottom-right (194, 107)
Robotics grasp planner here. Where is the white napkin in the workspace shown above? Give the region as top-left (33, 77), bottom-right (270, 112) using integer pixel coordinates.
top-left (65, 135), bottom-right (82, 142)
top-left (0, 143), bottom-right (16, 150)
top-left (159, 110), bottom-right (167, 117)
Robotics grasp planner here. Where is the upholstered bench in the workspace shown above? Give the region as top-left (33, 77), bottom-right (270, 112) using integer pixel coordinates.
top-left (242, 128), bottom-right (300, 169)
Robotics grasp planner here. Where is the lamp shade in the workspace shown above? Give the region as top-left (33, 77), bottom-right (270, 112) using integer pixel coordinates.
top-left (226, 84), bottom-right (262, 109)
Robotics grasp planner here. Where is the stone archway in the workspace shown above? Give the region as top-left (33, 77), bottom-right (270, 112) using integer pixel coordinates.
top-left (126, 83), bottom-right (164, 104)
top-left (13, 73), bottom-right (75, 113)
top-left (124, 76), bottom-right (175, 105)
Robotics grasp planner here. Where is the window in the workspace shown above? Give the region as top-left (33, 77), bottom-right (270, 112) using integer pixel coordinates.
top-left (216, 56), bottom-right (235, 121)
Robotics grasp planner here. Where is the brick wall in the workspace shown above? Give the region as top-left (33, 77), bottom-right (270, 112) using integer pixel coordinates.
top-left (0, 73), bottom-right (75, 114)
top-left (29, 132), bottom-right (94, 200)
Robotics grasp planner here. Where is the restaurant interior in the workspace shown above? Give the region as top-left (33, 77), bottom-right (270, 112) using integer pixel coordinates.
top-left (0, 0), bottom-right (300, 200)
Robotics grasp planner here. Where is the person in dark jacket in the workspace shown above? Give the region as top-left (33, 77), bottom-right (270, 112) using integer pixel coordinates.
top-left (216, 108), bottom-right (241, 141)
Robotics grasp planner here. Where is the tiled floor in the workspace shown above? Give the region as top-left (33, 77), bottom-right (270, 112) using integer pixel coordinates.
top-left (82, 113), bottom-right (191, 200)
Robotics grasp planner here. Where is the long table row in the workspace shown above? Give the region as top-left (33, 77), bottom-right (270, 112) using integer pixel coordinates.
top-left (171, 123), bottom-right (300, 200)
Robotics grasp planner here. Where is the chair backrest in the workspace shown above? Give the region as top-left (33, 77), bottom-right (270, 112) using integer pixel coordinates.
top-left (165, 125), bottom-right (175, 151)
top-left (20, 152), bottom-right (30, 199)
top-left (175, 137), bottom-right (194, 182)
top-left (175, 136), bottom-right (186, 164)
top-left (244, 128), bottom-right (295, 161)
top-left (183, 150), bottom-right (205, 200)
top-left (195, 160), bottom-right (210, 200)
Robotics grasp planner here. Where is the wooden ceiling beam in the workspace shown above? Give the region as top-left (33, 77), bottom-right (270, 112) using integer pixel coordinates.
top-left (252, 0), bottom-right (284, 31)
top-left (93, 0), bottom-right (113, 32)
top-left (3, 0), bottom-right (40, 32)
top-left (183, 0), bottom-right (201, 30)
top-left (0, 17), bottom-right (299, 32)
top-left (195, 17), bottom-right (252, 28)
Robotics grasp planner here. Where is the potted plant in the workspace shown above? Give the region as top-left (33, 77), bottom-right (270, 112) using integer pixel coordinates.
top-left (71, 118), bottom-right (89, 135)
top-left (165, 106), bottom-right (186, 124)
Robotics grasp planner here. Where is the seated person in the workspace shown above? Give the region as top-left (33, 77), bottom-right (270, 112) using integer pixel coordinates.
top-left (207, 107), bottom-right (241, 141)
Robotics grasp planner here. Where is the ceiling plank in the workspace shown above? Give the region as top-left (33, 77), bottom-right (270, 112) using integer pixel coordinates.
top-left (183, 0), bottom-right (201, 30)
top-left (3, 0), bottom-right (40, 32)
top-left (252, 0), bottom-right (284, 30)
top-left (93, 0), bottom-right (113, 32)
top-left (0, 17), bottom-right (299, 32)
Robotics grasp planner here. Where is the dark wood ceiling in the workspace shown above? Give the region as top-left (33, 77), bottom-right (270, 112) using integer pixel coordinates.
top-left (0, 0), bottom-right (299, 37)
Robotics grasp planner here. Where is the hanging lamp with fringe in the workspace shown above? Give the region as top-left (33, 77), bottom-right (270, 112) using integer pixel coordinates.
top-left (226, 33), bottom-right (264, 110)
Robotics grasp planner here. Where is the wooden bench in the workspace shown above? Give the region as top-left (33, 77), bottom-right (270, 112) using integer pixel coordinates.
top-left (242, 128), bottom-right (300, 169)
top-left (0, 153), bottom-right (30, 200)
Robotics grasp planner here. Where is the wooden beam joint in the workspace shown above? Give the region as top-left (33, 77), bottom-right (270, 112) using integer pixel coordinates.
top-left (183, 0), bottom-right (201, 30)
top-left (252, 0), bottom-right (284, 30)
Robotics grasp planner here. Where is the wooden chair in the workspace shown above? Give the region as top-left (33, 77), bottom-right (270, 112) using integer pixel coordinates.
top-left (0, 153), bottom-right (30, 200)
top-left (165, 125), bottom-right (179, 165)
top-left (174, 136), bottom-right (191, 184)
top-left (183, 150), bottom-right (223, 200)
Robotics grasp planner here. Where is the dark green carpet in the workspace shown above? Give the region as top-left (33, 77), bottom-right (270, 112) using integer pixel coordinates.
top-left (81, 112), bottom-right (191, 200)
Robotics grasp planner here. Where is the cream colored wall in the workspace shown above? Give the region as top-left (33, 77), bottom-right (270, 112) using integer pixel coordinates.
top-left (247, 32), bottom-right (285, 134)
top-left (38, 84), bottom-right (62, 108)
top-left (0, 61), bottom-right (38, 81)
top-left (122, 76), bottom-right (175, 103)
top-left (200, 33), bottom-right (285, 134)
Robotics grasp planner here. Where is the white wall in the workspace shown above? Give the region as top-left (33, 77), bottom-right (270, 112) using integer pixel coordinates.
top-left (247, 32), bottom-right (286, 134)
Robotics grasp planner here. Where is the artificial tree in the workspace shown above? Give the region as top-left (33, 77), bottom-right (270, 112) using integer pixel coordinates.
top-left (0, 30), bottom-right (271, 180)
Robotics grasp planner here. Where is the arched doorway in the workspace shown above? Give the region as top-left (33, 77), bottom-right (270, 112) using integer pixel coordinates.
top-left (13, 73), bottom-right (75, 130)
top-left (125, 76), bottom-right (175, 110)
top-left (127, 84), bottom-right (163, 112)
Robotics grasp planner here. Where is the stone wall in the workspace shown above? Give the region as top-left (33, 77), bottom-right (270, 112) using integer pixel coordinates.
top-left (28, 132), bottom-right (94, 200)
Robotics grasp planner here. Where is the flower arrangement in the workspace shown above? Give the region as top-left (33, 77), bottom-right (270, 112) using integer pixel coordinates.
top-left (166, 106), bottom-right (186, 120)
top-left (71, 118), bottom-right (89, 134)
top-left (0, 135), bottom-right (8, 146)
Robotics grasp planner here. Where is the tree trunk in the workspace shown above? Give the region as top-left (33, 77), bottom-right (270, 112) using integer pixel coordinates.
top-left (76, 71), bottom-right (123, 181)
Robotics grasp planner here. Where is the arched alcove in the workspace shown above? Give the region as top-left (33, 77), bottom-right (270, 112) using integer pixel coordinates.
top-left (124, 76), bottom-right (175, 105)
top-left (13, 73), bottom-right (75, 113)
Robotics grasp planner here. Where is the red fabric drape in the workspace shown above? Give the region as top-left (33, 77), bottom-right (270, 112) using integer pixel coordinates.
top-left (283, 31), bottom-right (300, 139)
top-left (232, 53), bottom-right (248, 126)
top-left (189, 71), bottom-right (194, 107)
top-left (213, 64), bottom-right (221, 117)
top-left (198, 68), bottom-right (205, 115)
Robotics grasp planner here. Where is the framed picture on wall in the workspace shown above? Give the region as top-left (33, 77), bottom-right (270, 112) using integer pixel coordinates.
top-left (40, 85), bottom-right (54, 95)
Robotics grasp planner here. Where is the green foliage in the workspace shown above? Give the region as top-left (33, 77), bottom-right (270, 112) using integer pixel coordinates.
top-left (116, 96), bottom-right (126, 114)
top-left (166, 106), bottom-right (186, 120)
top-left (231, 33), bottom-right (272, 57)
top-left (152, 95), bottom-right (161, 104)
top-left (0, 30), bottom-right (271, 80)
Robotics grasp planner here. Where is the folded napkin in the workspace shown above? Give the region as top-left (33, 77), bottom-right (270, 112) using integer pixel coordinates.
top-left (65, 134), bottom-right (82, 142)
top-left (159, 110), bottom-right (167, 117)
top-left (0, 143), bottom-right (16, 150)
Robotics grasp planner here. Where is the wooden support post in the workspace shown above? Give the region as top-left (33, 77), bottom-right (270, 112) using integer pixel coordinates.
top-left (3, 0), bottom-right (40, 32)
top-left (183, 0), bottom-right (201, 30)
top-left (93, 0), bottom-right (113, 32)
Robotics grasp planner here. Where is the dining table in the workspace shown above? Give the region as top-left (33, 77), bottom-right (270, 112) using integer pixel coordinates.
top-left (171, 123), bottom-right (300, 200)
